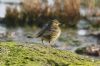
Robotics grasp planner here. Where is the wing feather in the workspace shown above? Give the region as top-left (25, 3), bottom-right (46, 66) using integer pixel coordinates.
top-left (36, 22), bottom-right (51, 37)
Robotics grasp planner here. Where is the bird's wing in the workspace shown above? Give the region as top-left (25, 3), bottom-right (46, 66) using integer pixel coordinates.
top-left (36, 23), bottom-right (50, 37)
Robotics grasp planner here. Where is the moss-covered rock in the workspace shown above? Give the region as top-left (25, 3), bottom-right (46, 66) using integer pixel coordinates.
top-left (0, 42), bottom-right (100, 66)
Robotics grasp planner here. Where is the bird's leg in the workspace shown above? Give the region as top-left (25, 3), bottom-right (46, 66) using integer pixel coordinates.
top-left (51, 40), bottom-right (56, 47)
top-left (52, 41), bottom-right (55, 45)
top-left (41, 39), bottom-right (44, 45)
top-left (48, 40), bottom-right (51, 54)
top-left (48, 40), bottom-right (51, 47)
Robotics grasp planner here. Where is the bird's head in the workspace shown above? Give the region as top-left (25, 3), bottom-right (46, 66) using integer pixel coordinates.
top-left (52, 19), bottom-right (60, 26)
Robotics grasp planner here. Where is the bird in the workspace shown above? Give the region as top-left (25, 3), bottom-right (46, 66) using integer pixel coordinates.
top-left (36, 19), bottom-right (61, 46)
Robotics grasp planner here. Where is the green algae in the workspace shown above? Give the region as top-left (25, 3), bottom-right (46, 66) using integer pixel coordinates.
top-left (0, 42), bottom-right (100, 66)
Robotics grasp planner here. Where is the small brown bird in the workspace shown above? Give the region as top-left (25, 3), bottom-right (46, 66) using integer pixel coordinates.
top-left (37, 19), bottom-right (61, 46)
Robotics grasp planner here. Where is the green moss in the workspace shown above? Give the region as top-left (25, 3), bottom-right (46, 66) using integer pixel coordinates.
top-left (0, 42), bottom-right (100, 66)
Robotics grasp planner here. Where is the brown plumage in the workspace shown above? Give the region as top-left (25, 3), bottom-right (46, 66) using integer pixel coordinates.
top-left (37, 19), bottom-right (61, 46)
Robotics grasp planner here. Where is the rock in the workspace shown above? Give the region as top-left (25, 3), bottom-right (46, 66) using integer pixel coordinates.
top-left (88, 33), bottom-right (100, 44)
top-left (77, 29), bottom-right (89, 36)
top-left (75, 45), bottom-right (100, 56)
top-left (85, 45), bottom-right (100, 56)
top-left (26, 35), bottom-right (33, 38)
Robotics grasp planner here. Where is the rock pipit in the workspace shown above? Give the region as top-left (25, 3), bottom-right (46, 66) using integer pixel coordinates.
top-left (37, 19), bottom-right (61, 46)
